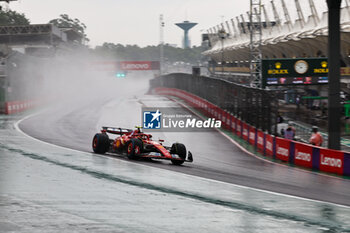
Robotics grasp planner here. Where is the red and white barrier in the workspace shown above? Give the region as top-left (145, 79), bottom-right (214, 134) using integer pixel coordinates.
top-left (294, 141), bottom-right (313, 168)
top-left (319, 148), bottom-right (344, 175)
top-left (5, 100), bottom-right (38, 114)
top-left (152, 87), bottom-right (350, 176)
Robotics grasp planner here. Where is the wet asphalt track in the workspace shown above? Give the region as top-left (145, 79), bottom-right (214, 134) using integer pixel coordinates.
top-left (18, 77), bottom-right (350, 207)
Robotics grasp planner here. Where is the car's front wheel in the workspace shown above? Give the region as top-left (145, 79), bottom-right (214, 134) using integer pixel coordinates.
top-left (126, 138), bottom-right (143, 159)
top-left (170, 143), bottom-right (186, 165)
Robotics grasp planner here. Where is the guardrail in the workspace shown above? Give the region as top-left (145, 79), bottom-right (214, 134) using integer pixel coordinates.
top-left (151, 87), bottom-right (350, 177)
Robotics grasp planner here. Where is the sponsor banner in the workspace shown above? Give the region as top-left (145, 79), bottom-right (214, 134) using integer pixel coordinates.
top-left (216, 107), bottom-right (222, 120)
top-left (224, 112), bottom-right (231, 129)
top-left (207, 106), bottom-right (214, 118)
top-left (249, 127), bottom-right (256, 146)
top-left (210, 105), bottom-right (218, 118)
top-left (192, 96), bottom-right (201, 108)
top-left (275, 137), bottom-right (291, 162)
top-left (294, 142), bottom-right (313, 168)
top-left (221, 111), bottom-right (229, 129)
top-left (341, 67), bottom-right (350, 76)
top-left (242, 123), bottom-right (249, 141)
top-left (231, 116), bottom-right (236, 133)
top-left (319, 148), bottom-right (344, 175)
top-left (213, 107), bottom-right (219, 119)
top-left (236, 119), bottom-right (242, 137)
top-left (92, 61), bottom-right (160, 71)
top-left (265, 134), bottom-right (274, 157)
top-left (120, 61), bottom-right (160, 70)
top-left (257, 130), bottom-right (265, 152)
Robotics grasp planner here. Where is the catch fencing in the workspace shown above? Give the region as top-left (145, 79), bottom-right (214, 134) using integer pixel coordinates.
top-left (150, 82), bottom-right (350, 176)
top-left (150, 73), bottom-right (279, 134)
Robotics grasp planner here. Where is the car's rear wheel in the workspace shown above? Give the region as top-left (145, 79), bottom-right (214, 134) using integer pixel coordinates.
top-left (170, 143), bottom-right (186, 165)
top-left (92, 133), bottom-right (110, 154)
top-left (126, 138), bottom-right (143, 159)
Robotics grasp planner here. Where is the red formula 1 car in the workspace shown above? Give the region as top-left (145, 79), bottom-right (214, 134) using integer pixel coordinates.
top-left (92, 126), bottom-right (193, 165)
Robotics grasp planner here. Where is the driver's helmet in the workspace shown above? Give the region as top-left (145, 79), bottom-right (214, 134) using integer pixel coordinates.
top-left (135, 126), bottom-right (142, 133)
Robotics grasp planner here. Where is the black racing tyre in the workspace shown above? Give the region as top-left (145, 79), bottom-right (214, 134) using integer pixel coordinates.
top-left (126, 138), bottom-right (143, 159)
top-left (170, 143), bottom-right (186, 165)
top-left (92, 133), bottom-right (110, 154)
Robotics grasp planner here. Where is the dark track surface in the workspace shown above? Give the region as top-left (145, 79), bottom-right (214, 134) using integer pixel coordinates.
top-left (19, 79), bottom-right (350, 206)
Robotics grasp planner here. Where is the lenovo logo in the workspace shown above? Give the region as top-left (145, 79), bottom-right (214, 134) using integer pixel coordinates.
top-left (266, 140), bottom-right (272, 151)
top-left (295, 151), bottom-right (311, 162)
top-left (121, 63), bottom-right (150, 70)
top-left (321, 154), bottom-right (342, 168)
top-left (277, 146), bottom-right (289, 157)
top-left (243, 129), bottom-right (248, 137)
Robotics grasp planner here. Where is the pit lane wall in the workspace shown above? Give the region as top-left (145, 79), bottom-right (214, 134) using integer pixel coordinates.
top-left (151, 87), bottom-right (350, 177)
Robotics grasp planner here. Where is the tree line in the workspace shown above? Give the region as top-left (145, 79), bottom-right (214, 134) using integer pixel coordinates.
top-left (94, 43), bottom-right (206, 64)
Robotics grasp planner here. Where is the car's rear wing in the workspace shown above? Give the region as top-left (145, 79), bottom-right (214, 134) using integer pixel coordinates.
top-left (101, 127), bottom-right (133, 135)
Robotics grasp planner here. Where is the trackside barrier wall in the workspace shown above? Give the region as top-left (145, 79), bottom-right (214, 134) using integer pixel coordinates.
top-left (152, 87), bottom-right (350, 176)
top-left (5, 100), bottom-right (38, 114)
top-left (150, 73), bottom-right (279, 134)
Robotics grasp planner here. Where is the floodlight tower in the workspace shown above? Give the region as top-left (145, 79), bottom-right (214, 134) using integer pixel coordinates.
top-left (249, 0), bottom-right (262, 88)
top-left (175, 21), bottom-right (197, 48)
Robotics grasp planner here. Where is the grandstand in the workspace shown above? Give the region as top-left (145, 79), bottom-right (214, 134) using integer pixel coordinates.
top-left (204, 0), bottom-right (350, 69)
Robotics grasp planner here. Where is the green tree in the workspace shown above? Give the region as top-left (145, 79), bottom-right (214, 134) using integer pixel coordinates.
top-left (93, 43), bottom-right (206, 64)
top-left (49, 14), bottom-right (88, 41)
top-left (0, 10), bottom-right (30, 25)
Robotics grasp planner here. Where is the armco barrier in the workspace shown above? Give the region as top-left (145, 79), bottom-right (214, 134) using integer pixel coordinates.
top-left (152, 87), bottom-right (350, 176)
top-left (5, 100), bottom-right (38, 115)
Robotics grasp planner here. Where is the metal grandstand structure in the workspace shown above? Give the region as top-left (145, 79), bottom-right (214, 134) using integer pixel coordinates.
top-left (0, 24), bottom-right (67, 47)
top-left (249, 0), bottom-right (262, 87)
top-left (0, 24), bottom-right (85, 50)
top-left (204, 0), bottom-right (350, 71)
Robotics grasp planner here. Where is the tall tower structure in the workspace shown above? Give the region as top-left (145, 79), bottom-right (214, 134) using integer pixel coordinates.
top-left (159, 14), bottom-right (164, 75)
top-left (249, 0), bottom-right (262, 88)
top-left (175, 21), bottom-right (197, 48)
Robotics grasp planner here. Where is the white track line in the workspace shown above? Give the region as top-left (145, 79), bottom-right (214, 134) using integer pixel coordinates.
top-left (13, 108), bottom-right (350, 209)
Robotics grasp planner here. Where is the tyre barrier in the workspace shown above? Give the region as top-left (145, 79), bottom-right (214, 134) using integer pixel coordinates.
top-left (4, 100), bottom-right (38, 115)
top-left (152, 87), bottom-right (350, 177)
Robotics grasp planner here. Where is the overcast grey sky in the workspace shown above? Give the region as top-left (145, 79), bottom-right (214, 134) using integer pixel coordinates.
top-left (8, 0), bottom-right (331, 48)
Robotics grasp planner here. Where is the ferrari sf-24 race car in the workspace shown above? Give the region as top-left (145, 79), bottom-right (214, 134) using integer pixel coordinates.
top-left (92, 126), bottom-right (193, 165)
